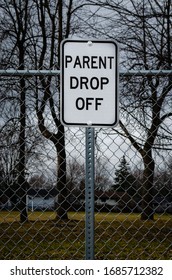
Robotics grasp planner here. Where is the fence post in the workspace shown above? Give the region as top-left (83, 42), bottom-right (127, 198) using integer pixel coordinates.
top-left (85, 127), bottom-right (95, 260)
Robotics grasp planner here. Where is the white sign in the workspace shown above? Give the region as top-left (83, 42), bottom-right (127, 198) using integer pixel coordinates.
top-left (60, 39), bottom-right (119, 127)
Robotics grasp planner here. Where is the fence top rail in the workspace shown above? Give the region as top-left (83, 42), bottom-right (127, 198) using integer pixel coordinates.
top-left (0, 69), bottom-right (61, 76)
top-left (0, 69), bottom-right (172, 76)
top-left (120, 69), bottom-right (172, 76)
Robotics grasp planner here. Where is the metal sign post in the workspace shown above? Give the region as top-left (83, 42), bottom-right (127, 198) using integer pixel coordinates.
top-left (85, 127), bottom-right (95, 259)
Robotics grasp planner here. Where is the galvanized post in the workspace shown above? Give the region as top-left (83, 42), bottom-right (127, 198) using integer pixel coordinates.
top-left (85, 127), bottom-right (95, 260)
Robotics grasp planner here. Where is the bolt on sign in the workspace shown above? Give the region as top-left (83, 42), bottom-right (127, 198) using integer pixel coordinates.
top-left (60, 39), bottom-right (119, 127)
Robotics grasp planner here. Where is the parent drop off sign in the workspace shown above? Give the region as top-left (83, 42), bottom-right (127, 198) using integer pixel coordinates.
top-left (60, 39), bottom-right (119, 127)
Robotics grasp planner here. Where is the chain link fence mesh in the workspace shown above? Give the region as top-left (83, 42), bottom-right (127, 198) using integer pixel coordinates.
top-left (0, 69), bottom-right (172, 259)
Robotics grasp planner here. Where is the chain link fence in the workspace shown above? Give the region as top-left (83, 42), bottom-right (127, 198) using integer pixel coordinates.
top-left (0, 69), bottom-right (172, 259)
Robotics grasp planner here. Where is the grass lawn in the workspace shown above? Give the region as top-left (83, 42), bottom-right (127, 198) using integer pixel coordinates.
top-left (0, 211), bottom-right (171, 259)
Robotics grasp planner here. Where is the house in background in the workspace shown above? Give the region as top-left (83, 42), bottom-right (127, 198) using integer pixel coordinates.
top-left (27, 188), bottom-right (58, 211)
top-left (94, 190), bottom-right (140, 212)
top-left (1, 186), bottom-right (172, 213)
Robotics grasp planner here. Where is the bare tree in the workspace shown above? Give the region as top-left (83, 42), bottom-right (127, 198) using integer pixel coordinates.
top-left (0, 0), bottom-right (32, 221)
top-left (32, 0), bottom-right (89, 220)
top-left (85, 0), bottom-right (172, 220)
top-left (0, 0), bottom-right (91, 220)
top-left (66, 158), bottom-right (85, 191)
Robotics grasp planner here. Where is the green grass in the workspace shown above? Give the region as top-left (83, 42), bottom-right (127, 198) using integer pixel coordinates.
top-left (0, 211), bottom-right (171, 259)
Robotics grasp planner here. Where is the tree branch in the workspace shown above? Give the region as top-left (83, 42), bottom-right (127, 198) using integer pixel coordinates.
top-left (119, 120), bottom-right (144, 157)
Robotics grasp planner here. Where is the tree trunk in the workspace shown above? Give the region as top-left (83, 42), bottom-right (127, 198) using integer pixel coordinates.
top-left (19, 181), bottom-right (28, 223)
top-left (18, 71), bottom-right (28, 223)
top-left (55, 124), bottom-right (68, 220)
top-left (141, 151), bottom-right (155, 220)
